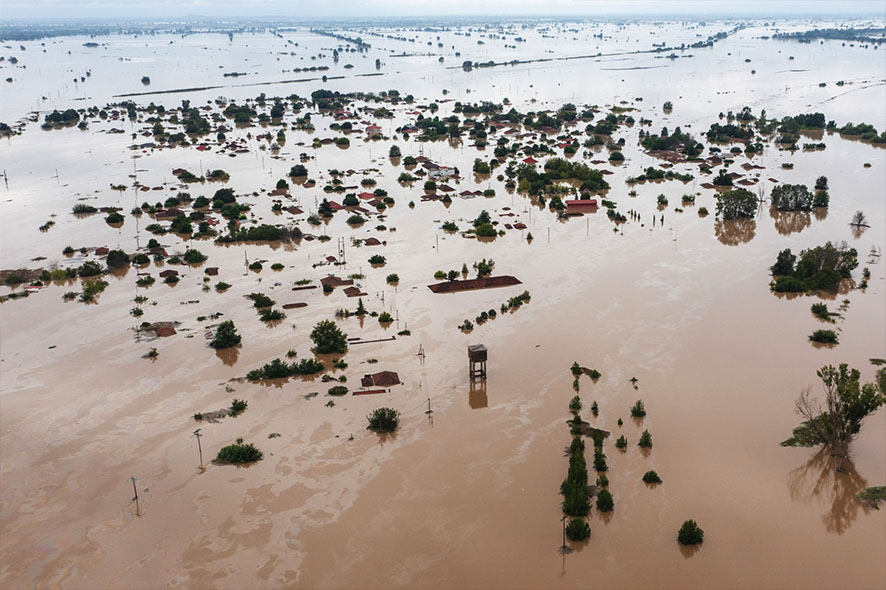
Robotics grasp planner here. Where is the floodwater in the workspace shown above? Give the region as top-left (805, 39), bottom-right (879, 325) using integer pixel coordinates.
top-left (1, 19), bottom-right (885, 589)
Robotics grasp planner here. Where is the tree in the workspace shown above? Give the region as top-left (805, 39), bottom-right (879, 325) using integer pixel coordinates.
top-left (770, 248), bottom-right (797, 276)
top-left (815, 175), bottom-right (828, 190)
top-left (771, 183), bottom-right (813, 211)
top-left (716, 188), bottom-right (757, 219)
top-left (210, 320), bottom-right (241, 349)
top-left (310, 320), bottom-right (348, 354)
top-left (106, 249), bottom-right (130, 268)
top-left (367, 407), bottom-right (399, 432)
top-left (289, 164), bottom-right (308, 177)
top-left (784, 364), bottom-right (885, 462)
top-left (678, 520), bottom-right (704, 545)
top-left (565, 518), bottom-right (591, 541)
top-left (356, 298), bottom-right (366, 316)
top-left (850, 210), bottom-right (869, 228)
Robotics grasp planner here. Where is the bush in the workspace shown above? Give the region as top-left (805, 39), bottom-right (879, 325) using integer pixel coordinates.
top-left (809, 329), bottom-right (839, 344)
top-left (638, 430), bottom-right (653, 448)
top-left (230, 398), bottom-right (248, 414)
top-left (247, 292), bottom-right (275, 308)
top-left (328, 385), bottom-right (349, 396)
top-left (258, 308), bottom-right (285, 322)
top-left (183, 249), bottom-right (207, 264)
top-left (441, 221), bottom-right (459, 232)
top-left (630, 400), bottom-right (646, 417)
top-left (643, 470), bottom-right (662, 484)
top-left (289, 164), bottom-right (308, 177)
top-left (106, 249), bottom-right (130, 268)
top-left (368, 254), bottom-right (386, 265)
top-left (565, 518), bottom-right (591, 541)
top-left (210, 320), bottom-right (241, 349)
top-left (216, 442), bottom-right (263, 464)
top-left (569, 395), bottom-right (582, 413)
top-left (475, 223), bottom-right (497, 237)
top-left (105, 212), bottom-right (124, 224)
top-left (78, 261), bottom-right (104, 277)
top-left (246, 358), bottom-right (324, 380)
top-left (271, 263), bottom-right (284, 271)
top-left (596, 489), bottom-right (614, 512)
top-left (310, 320), bottom-right (348, 354)
top-left (378, 311), bottom-right (393, 323)
top-left (346, 214), bottom-right (365, 225)
top-left (615, 435), bottom-right (627, 449)
top-left (72, 203), bottom-right (98, 214)
top-left (678, 520), bottom-right (704, 545)
top-left (215, 282), bottom-right (231, 291)
top-left (367, 407), bottom-right (399, 432)
top-left (386, 273), bottom-right (399, 284)
top-left (593, 448), bottom-right (608, 472)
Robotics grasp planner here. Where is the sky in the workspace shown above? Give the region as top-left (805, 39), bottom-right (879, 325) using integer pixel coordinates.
top-left (1, 0), bottom-right (885, 20)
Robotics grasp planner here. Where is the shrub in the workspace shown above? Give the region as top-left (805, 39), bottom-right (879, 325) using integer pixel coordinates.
top-left (249, 261), bottom-right (263, 271)
top-left (271, 263), bottom-right (284, 271)
top-left (591, 401), bottom-right (599, 417)
top-left (216, 442), bottom-right (263, 464)
top-left (258, 308), bottom-right (285, 322)
top-left (247, 292), bottom-right (275, 308)
top-left (183, 249), bottom-right (207, 264)
top-left (593, 448), bottom-right (608, 472)
top-left (215, 282), bottom-right (231, 291)
top-left (638, 430), bottom-right (653, 448)
top-left (809, 330), bottom-right (839, 345)
top-left (72, 203), bottom-right (98, 214)
top-left (378, 311), bottom-right (393, 323)
top-left (367, 407), bottom-right (399, 432)
top-left (246, 358), bottom-right (324, 380)
top-left (630, 400), bottom-right (646, 417)
top-left (569, 395), bottom-right (582, 413)
top-left (441, 221), bottom-right (459, 232)
top-left (368, 254), bottom-right (386, 265)
top-left (310, 320), bottom-right (348, 354)
top-left (475, 223), bottom-right (497, 237)
top-left (678, 520), bottom-right (704, 545)
top-left (596, 489), bottom-right (614, 512)
top-left (565, 518), bottom-right (591, 541)
top-left (811, 302), bottom-right (834, 322)
top-left (615, 435), bottom-right (627, 449)
top-left (596, 474), bottom-right (609, 488)
top-left (643, 470), bottom-right (662, 484)
top-left (210, 320), bottom-right (241, 349)
top-left (347, 214), bottom-right (365, 225)
top-left (78, 261), bottom-right (104, 277)
top-left (101, 250), bottom-right (130, 269)
top-left (230, 398), bottom-right (248, 414)
top-left (328, 385), bottom-right (349, 396)
top-left (386, 273), bottom-right (399, 284)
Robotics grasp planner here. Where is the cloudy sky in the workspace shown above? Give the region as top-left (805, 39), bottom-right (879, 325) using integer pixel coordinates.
top-left (2, 0), bottom-right (885, 20)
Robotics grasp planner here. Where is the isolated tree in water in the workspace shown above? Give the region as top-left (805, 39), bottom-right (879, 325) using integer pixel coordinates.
top-left (783, 364), bottom-right (885, 466)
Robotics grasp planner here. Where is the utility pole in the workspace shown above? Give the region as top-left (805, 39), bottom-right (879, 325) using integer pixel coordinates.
top-left (130, 476), bottom-right (140, 516)
top-left (558, 515), bottom-right (572, 555)
top-left (194, 428), bottom-right (204, 472)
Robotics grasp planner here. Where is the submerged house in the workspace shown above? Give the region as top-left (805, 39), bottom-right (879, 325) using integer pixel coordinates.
top-left (361, 371), bottom-right (401, 387)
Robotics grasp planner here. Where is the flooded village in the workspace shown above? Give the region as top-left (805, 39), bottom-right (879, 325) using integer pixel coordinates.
top-left (0, 9), bottom-right (885, 590)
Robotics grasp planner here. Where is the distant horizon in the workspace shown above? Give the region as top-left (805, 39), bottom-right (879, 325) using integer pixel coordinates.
top-left (1, 0), bottom-right (885, 22)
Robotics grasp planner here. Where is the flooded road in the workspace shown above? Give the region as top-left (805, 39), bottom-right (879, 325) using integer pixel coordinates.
top-left (1, 19), bottom-right (884, 589)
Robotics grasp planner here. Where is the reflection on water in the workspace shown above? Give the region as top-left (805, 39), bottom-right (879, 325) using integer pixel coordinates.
top-left (770, 207), bottom-right (812, 236)
top-left (714, 218), bottom-right (756, 246)
top-left (679, 542), bottom-right (701, 559)
top-left (215, 345), bottom-right (240, 366)
top-left (787, 448), bottom-right (871, 535)
top-left (469, 379), bottom-right (487, 409)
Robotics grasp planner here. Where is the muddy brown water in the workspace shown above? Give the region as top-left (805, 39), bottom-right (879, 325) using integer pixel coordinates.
top-left (1, 20), bottom-right (885, 589)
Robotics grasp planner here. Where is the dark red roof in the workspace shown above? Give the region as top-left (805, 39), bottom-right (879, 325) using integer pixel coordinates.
top-left (361, 371), bottom-right (400, 387)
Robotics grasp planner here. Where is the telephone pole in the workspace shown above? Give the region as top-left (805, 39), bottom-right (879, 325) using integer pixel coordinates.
top-left (194, 428), bottom-right (204, 472)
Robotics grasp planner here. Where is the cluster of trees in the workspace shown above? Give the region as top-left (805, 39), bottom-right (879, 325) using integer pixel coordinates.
top-left (627, 167), bottom-right (693, 183)
top-left (246, 357), bottom-right (325, 380)
top-left (782, 363), bottom-right (885, 463)
top-left (715, 188), bottom-right (758, 219)
top-left (770, 242), bottom-right (858, 292)
top-left (770, 183), bottom-right (829, 211)
top-left (515, 158), bottom-right (609, 196)
top-left (216, 224), bottom-right (282, 243)
top-left (640, 126), bottom-right (701, 156)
